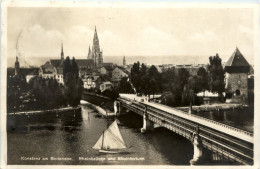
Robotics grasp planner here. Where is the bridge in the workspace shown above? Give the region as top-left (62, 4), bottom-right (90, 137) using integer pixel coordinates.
top-left (116, 94), bottom-right (254, 165)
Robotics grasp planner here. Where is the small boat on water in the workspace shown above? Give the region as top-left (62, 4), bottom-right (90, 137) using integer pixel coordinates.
top-left (92, 120), bottom-right (127, 154)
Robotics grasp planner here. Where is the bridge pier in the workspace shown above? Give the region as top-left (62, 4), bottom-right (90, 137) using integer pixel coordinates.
top-left (116, 101), bottom-right (127, 116)
top-left (141, 106), bottom-right (154, 133)
top-left (190, 127), bottom-right (203, 165)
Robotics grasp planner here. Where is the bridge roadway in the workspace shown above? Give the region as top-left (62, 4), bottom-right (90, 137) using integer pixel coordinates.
top-left (117, 94), bottom-right (254, 165)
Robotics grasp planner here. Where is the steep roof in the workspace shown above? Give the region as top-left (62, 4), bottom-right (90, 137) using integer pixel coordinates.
top-left (75, 59), bottom-right (94, 67)
top-left (93, 76), bottom-right (101, 82)
top-left (103, 62), bottom-right (114, 67)
top-left (19, 68), bottom-right (39, 76)
top-left (28, 68), bottom-right (39, 75)
top-left (50, 58), bottom-right (94, 68)
top-left (50, 59), bottom-right (62, 67)
top-left (225, 47), bottom-right (250, 67)
top-left (114, 66), bottom-right (130, 75)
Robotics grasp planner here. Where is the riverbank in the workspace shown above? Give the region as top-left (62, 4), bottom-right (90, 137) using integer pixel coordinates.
top-left (177, 103), bottom-right (248, 112)
top-left (81, 92), bottom-right (114, 111)
top-left (8, 106), bottom-right (81, 116)
top-left (80, 100), bottom-right (115, 117)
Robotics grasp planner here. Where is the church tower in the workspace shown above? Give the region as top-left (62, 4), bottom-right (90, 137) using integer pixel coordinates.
top-left (91, 26), bottom-right (103, 69)
top-left (224, 47), bottom-right (250, 103)
top-left (123, 56), bottom-right (126, 68)
top-left (15, 56), bottom-right (20, 76)
top-left (61, 43), bottom-right (64, 60)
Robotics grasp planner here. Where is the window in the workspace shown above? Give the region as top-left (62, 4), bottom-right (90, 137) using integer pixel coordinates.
top-left (235, 89), bottom-right (240, 96)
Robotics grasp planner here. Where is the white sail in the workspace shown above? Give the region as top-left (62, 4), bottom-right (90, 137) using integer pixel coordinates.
top-left (92, 133), bottom-right (104, 149)
top-left (92, 121), bottom-right (126, 150)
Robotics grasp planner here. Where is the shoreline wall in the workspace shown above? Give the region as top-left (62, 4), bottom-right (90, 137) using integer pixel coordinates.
top-left (7, 106), bottom-right (81, 116)
top-left (177, 104), bottom-right (247, 112)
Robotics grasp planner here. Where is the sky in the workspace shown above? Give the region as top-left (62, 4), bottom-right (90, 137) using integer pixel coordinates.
top-left (7, 6), bottom-right (255, 67)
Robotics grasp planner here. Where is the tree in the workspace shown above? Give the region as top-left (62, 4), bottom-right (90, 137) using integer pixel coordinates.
top-left (197, 67), bottom-right (209, 95)
top-left (130, 62), bottom-right (141, 93)
top-left (118, 77), bottom-right (134, 93)
top-left (63, 56), bottom-right (71, 81)
top-left (207, 53), bottom-right (225, 99)
top-left (147, 65), bottom-right (161, 97)
top-left (161, 67), bottom-right (175, 92)
top-left (63, 57), bottom-right (83, 107)
top-left (178, 68), bottom-right (190, 89)
top-left (71, 57), bottom-right (79, 79)
top-left (182, 76), bottom-right (200, 106)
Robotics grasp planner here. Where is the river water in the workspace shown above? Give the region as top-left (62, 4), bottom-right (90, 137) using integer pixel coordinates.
top-left (7, 105), bottom-right (193, 165)
top-left (193, 107), bottom-right (254, 132)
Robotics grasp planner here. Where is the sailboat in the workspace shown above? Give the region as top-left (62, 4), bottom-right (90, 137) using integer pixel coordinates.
top-left (92, 120), bottom-right (127, 154)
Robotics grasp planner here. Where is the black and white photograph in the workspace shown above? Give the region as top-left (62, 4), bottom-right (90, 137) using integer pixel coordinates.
top-left (1, 1), bottom-right (259, 168)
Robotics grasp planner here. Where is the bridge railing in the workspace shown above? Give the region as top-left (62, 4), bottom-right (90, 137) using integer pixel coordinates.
top-left (119, 94), bottom-right (253, 138)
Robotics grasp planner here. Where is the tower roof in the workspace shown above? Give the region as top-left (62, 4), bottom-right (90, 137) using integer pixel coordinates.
top-left (225, 47), bottom-right (250, 67)
top-left (93, 26), bottom-right (99, 45)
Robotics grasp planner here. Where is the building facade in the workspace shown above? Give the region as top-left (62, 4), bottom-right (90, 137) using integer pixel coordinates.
top-left (111, 67), bottom-right (129, 82)
top-left (83, 75), bottom-right (103, 90)
top-left (100, 81), bottom-right (113, 92)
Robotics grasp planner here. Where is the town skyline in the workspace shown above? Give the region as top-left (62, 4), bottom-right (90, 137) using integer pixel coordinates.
top-left (7, 7), bottom-right (254, 67)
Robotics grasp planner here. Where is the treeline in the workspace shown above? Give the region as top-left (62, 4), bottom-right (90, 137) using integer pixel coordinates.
top-left (7, 75), bottom-right (30, 112)
top-left (125, 54), bottom-right (225, 107)
top-left (7, 57), bottom-right (83, 113)
top-left (28, 77), bottom-right (66, 110)
top-left (28, 57), bottom-right (83, 109)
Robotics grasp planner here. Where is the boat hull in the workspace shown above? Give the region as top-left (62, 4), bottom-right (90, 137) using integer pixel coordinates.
top-left (99, 149), bottom-right (121, 154)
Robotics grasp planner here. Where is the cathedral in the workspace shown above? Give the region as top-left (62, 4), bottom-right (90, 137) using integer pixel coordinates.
top-left (88, 26), bottom-right (103, 69)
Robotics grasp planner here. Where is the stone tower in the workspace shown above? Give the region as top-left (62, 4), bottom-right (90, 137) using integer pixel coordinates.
top-left (61, 43), bottom-right (64, 60)
top-left (15, 56), bottom-right (20, 76)
top-left (91, 26), bottom-right (103, 69)
top-left (224, 47), bottom-right (250, 103)
top-left (123, 56), bottom-right (126, 68)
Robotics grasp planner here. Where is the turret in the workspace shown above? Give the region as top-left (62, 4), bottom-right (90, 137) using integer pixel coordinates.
top-left (15, 56), bottom-right (20, 76)
top-left (123, 56), bottom-right (126, 68)
top-left (61, 43), bottom-right (64, 60)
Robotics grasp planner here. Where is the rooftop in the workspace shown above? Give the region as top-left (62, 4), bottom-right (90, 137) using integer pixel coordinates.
top-left (225, 47), bottom-right (250, 67)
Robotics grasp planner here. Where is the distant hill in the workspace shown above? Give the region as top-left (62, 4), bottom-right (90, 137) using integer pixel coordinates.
top-left (8, 55), bottom-right (252, 68)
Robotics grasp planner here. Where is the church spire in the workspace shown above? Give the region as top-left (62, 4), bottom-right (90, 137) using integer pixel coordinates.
top-left (123, 56), bottom-right (126, 68)
top-left (61, 42), bottom-right (64, 60)
top-left (93, 26), bottom-right (99, 46)
top-left (15, 56), bottom-right (20, 76)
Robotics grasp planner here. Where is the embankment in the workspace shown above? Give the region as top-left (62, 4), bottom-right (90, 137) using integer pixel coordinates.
top-left (177, 104), bottom-right (247, 112)
top-left (81, 92), bottom-right (114, 111)
top-left (80, 100), bottom-right (115, 116)
top-left (8, 106), bottom-right (81, 116)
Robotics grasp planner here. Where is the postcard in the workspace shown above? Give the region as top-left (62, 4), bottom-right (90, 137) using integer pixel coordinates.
top-left (1, 1), bottom-right (259, 169)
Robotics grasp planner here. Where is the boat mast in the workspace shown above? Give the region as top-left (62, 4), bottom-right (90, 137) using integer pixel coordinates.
top-left (101, 131), bottom-right (104, 150)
